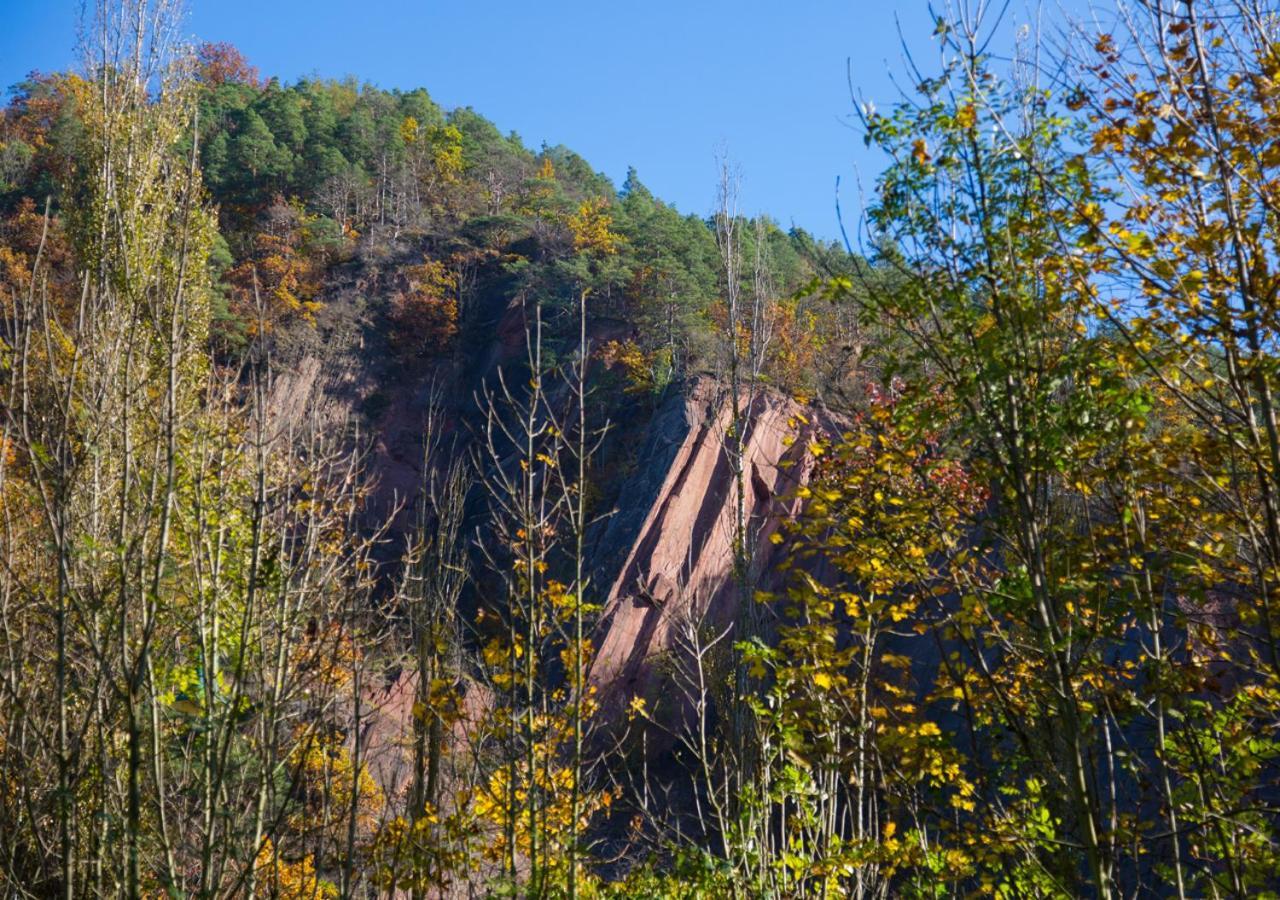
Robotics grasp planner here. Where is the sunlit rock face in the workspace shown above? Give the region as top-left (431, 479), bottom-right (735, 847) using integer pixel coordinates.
top-left (588, 377), bottom-right (836, 736)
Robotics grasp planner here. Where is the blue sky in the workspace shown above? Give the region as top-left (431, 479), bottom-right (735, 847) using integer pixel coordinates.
top-left (1, 0), bottom-right (1009, 240)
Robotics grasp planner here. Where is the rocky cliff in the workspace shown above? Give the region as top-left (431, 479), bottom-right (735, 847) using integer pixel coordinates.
top-left (267, 266), bottom-right (841, 794)
top-left (588, 378), bottom-right (833, 722)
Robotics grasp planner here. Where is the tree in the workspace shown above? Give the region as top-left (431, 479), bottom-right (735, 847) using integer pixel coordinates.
top-left (230, 107), bottom-right (291, 198)
top-left (195, 41), bottom-right (259, 87)
top-left (389, 257), bottom-right (460, 358)
top-left (1, 5), bottom-right (387, 895)
top-left (226, 195), bottom-right (325, 328)
top-left (1065, 1), bottom-right (1280, 891)
top-left (746, 390), bottom-right (984, 897)
top-left (841, 7), bottom-right (1128, 892)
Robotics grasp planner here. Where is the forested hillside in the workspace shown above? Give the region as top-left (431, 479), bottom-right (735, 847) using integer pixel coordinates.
top-left (2, 39), bottom-right (857, 382)
top-left (2, 0), bottom-right (1279, 897)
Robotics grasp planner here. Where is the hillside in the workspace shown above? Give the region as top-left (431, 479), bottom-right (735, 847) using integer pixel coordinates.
top-left (3, 3), bottom-right (1280, 897)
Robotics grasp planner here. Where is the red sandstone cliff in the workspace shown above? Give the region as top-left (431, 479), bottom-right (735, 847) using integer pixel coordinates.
top-left (588, 378), bottom-right (834, 720)
top-left (345, 376), bottom-right (836, 802)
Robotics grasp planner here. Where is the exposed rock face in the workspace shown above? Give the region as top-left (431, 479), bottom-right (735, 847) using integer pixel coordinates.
top-left (356, 670), bottom-right (493, 813)
top-left (347, 377), bottom-right (838, 796)
top-left (588, 378), bottom-right (833, 721)
top-left (271, 268), bottom-right (843, 781)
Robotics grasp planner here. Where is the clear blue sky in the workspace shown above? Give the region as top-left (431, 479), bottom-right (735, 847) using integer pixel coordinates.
top-left (1, 0), bottom-right (1013, 240)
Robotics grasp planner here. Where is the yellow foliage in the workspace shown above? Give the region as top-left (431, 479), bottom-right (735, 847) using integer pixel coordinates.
top-left (254, 838), bottom-right (336, 900)
top-left (568, 196), bottom-right (622, 257)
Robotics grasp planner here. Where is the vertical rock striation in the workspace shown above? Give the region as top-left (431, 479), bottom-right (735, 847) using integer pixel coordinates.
top-left (589, 377), bottom-right (834, 720)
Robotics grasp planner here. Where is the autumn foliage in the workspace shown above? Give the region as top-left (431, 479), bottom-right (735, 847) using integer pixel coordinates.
top-left (227, 196), bottom-right (325, 328)
top-left (389, 257), bottom-right (459, 358)
top-left (4, 2), bottom-right (1280, 898)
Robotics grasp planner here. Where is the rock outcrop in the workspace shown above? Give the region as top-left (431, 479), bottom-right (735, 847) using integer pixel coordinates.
top-left (271, 265), bottom-right (843, 780)
top-left (588, 378), bottom-right (833, 722)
